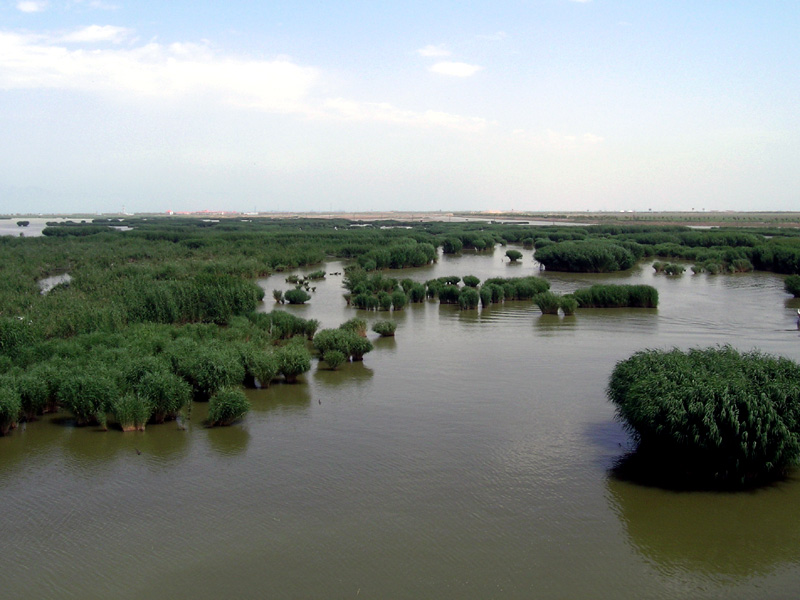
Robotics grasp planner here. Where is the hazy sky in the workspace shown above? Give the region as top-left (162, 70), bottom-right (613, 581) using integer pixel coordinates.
top-left (1, 1), bottom-right (798, 214)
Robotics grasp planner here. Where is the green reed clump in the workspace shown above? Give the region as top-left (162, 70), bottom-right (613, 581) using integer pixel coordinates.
top-left (323, 350), bottom-right (347, 370)
top-left (15, 372), bottom-right (50, 421)
top-left (532, 292), bottom-right (561, 315)
top-left (559, 294), bottom-right (578, 315)
top-left (111, 394), bottom-right (152, 432)
top-left (57, 369), bottom-right (117, 427)
top-left (284, 288), bottom-right (311, 304)
top-left (609, 346), bottom-right (800, 487)
top-left (207, 387), bottom-right (250, 427)
top-left (505, 249), bottom-right (523, 262)
top-left (135, 370), bottom-right (193, 423)
top-left (786, 275), bottom-right (800, 297)
top-left (340, 318), bottom-right (368, 337)
top-left (458, 287), bottom-right (480, 310)
top-left (535, 240), bottom-right (636, 272)
top-left (0, 384), bottom-right (21, 435)
top-left (572, 284), bottom-right (658, 308)
top-left (372, 320), bottom-right (397, 337)
top-left (276, 342), bottom-right (312, 383)
top-left (482, 277), bottom-right (550, 300)
top-left (313, 327), bottom-right (373, 362)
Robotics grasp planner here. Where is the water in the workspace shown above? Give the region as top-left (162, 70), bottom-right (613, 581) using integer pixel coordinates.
top-left (2, 247), bottom-right (800, 599)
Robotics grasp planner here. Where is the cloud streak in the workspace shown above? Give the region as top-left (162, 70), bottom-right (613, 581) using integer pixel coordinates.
top-left (0, 28), bottom-right (489, 132)
top-left (17, 1), bottom-right (48, 12)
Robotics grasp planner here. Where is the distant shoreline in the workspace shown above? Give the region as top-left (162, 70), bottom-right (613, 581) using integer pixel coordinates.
top-left (2, 211), bottom-right (800, 229)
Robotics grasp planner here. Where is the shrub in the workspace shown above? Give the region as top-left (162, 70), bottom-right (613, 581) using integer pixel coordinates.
top-left (272, 289), bottom-right (284, 303)
top-left (277, 344), bottom-right (312, 383)
top-left (111, 394), bottom-right (152, 432)
top-left (135, 370), bottom-right (192, 423)
top-left (506, 249), bottom-right (523, 262)
top-left (323, 350), bottom-right (347, 370)
top-left (348, 336), bottom-right (374, 361)
top-left (284, 288), bottom-right (311, 304)
top-left (573, 284), bottom-right (658, 308)
top-left (608, 346), bottom-right (800, 487)
top-left (664, 263), bottom-right (685, 275)
top-left (535, 240), bottom-right (636, 272)
top-left (390, 290), bottom-right (408, 311)
top-left (458, 287), bottom-right (480, 310)
top-left (786, 275), bottom-right (800, 297)
top-left (532, 292), bottom-right (560, 314)
top-left (372, 320), bottom-right (397, 337)
top-left (0, 384), bottom-right (21, 435)
top-left (207, 386), bottom-right (250, 426)
top-left (462, 275), bottom-right (480, 287)
top-left (16, 373), bottom-right (50, 421)
top-left (58, 370), bottom-right (117, 427)
top-left (559, 294), bottom-right (578, 315)
top-left (340, 318), bottom-right (367, 337)
top-left (438, 285), bottom-right (460, 304)
top-left (479, 286), bottom-right (493, 308)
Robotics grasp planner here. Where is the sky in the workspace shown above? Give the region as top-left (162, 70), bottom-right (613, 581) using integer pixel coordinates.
top-left (0, 0), bottom-right (798, 215)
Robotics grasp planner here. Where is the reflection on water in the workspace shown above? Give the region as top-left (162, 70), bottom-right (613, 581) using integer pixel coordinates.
top-left (607, 475), bottom-right (800, 580)
top-left (206, 424), bottom-right (250, 457)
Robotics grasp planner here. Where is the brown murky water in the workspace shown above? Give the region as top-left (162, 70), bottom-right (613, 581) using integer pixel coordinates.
top-left (2, 246), bottom-right (800, 599)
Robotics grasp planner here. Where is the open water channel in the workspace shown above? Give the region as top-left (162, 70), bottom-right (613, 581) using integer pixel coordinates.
top-left (2, 246), bottom-right (800, 599)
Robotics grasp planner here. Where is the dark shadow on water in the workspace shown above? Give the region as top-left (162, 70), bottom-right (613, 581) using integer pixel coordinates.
top-left (609, 449), bottom-right (790, 492)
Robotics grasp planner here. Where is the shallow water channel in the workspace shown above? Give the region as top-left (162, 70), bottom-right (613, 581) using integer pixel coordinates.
top-left (2, 246), bottom-right (800, 599)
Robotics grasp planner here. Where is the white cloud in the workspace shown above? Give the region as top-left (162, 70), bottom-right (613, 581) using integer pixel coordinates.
top-left (417, 44), bottom-right (450, 58)
top-left (0, 31), bottom-right (318, 111)
top-left (429, 61), bottom-right (483, 77)
top-left (17, 1), bottom-right (48, 12)
top-left (60, 25), bottom-right (133, 44)
top-left (0, 30), bottom-right (490, 132)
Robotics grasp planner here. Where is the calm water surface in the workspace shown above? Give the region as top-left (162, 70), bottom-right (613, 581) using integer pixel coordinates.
top-left (2, 247), bottom-right (800, 599)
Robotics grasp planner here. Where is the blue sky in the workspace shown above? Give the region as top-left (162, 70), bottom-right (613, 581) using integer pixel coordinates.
top-left (1, 1), bottom-right (798, 214)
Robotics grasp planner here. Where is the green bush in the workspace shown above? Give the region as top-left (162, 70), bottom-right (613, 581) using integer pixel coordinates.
top-left (323, 350), bottom-right (347, 370)
top-left (207, 386), bottom-right (250, 426)
top-left (284, 288), bottom-right (311, 304)
top-left (58, 370), bottom-right (117, 427)
top-left (462, 275), bottom-right (480, 287)
top-left (339, 318), bottom-right (367, 337)
top-left (609, 346), bottom-right (800, 487)
top-left (277, 344), bottom-right (312, 383)
top-left (0, 384), bottom-right (21, 435)
top-left (532, 292), bottom-right (560, 315)
top-left (535, 240), bottom-right (636, 272)
top-left (573, 284), bottom-right (658, 308)
top-left (372, 320), bottom-right (397, 337)
top-left (559, 294), bottom-right (578, 315)
top-left (111, 394), bottom-right (152, 432)
top-left (135, 370), bottom-right (192, 423)
top-left (785, 275), bottom-right (800, 297)
top-left (458, 287), bottom-right (480, 310)
top-left (506, 249), bottom-right (523, 262)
